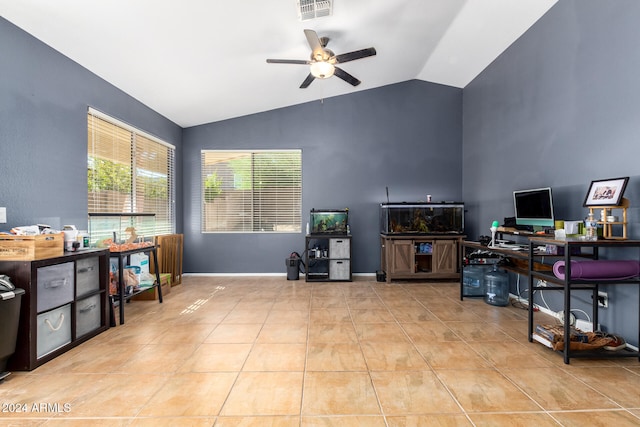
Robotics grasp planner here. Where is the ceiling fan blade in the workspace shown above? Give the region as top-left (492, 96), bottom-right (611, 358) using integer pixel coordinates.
top-left (334, 67), bottom-right (361, 86)
top-left (304, 29), bottom-right (325, 60)
top-left (334, 47), bottom-right (377, 64)
top-left (300, 73), bottom-right (316, 89)
top-left (266, 59), bottom-right (310, 65)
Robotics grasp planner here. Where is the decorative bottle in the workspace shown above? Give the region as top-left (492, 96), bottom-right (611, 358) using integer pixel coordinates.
top-left (585, 212), bottom-right (597, 241)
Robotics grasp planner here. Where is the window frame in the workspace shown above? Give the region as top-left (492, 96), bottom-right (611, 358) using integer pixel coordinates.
top-left (87, 107), bottom-right (176, 236)
top-left (201, 149), bottom-right (302, 234)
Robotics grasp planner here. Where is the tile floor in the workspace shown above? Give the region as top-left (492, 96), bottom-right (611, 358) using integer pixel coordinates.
top-left (1, 276), bottom-right (639, 426)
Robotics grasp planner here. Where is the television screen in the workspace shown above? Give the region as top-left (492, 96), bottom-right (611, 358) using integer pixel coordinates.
top-left (513, 187), bottom-right (554, 228)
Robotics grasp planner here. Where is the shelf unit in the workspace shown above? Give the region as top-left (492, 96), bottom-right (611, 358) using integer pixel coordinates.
top-left (305, 234), bottom-right (352, 282)
top-left (0, 249), bottom-right (110, 371)
top-left (527, 237), bottom-right (640, 364)
top-left (111, 245), bottom-right (162, 325)
top-left (380, 234), bottom-right (464, 283)
top-left (588, 197), bottom-right (629, 239)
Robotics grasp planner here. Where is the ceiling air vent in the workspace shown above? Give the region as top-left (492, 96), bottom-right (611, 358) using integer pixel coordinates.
top-left (297, 0), bottom-right (332, 21)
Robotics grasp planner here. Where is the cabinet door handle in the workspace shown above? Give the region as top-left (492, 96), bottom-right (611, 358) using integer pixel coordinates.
top-left (44, 313), bottom-right (65, 331)
top-left (79, 303), bottom-right (96, 313)
top-left (77, 266), bottom-right (95, 273)
top-left (44, 278), bottom-right (67, 289)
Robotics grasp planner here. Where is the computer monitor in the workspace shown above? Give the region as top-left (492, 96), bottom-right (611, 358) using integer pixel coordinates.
top-left (513, 187), bottom-right (555, 228)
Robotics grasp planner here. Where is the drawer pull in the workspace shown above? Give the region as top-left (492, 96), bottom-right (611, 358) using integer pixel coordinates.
top-left (79, 304), bottom-right (96, 313)
top-left (44, 313), bottom-right (65, 331)
top-left (44, 278), bottom-right (67, 289)
top-left (77, 266), bottom-right (95, 273)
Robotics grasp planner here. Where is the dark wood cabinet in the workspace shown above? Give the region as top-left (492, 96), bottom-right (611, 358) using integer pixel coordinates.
top-left (0, 249), bottom-right (109, 371)
top-left (380, 235), bottom-right (463, 282)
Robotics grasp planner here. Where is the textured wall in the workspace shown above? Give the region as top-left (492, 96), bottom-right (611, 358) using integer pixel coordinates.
top-left (183, 81), bottom-right (463, 273)
top-left (0, 17), bottom-right (182, 232)
top-left (463, 0), bottom-right (640, 342)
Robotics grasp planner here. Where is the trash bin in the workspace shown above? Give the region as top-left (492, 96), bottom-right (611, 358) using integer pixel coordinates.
top-left (286, 252), bottom-right (301, 280)
top-left (0, 286), bottom-right (25, 380)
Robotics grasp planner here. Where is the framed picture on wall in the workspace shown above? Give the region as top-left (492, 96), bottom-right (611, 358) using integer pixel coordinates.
top-left (583, 177), bottom-right (629, 207)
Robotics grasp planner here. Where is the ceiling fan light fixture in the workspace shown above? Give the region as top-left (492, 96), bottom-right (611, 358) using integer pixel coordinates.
top-left (309, 61), bottom-right (335, 79)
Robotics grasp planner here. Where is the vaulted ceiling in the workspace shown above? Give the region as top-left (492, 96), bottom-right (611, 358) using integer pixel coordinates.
top-left (0, 0), bottom-right (557, 127)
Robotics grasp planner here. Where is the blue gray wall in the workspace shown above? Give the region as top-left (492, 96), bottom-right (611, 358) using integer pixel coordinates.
top-left (0, 17), bottom-right (183, 233)
top-left (183, 81), bottom-right (463, 274)
top-left (3, 0), bottom-right (640, 343)
top-left (463, 0), bottom-right (640, 340)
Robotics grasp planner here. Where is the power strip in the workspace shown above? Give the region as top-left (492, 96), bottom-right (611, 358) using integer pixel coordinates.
top-left (576, 319), bottom-right (594, 332)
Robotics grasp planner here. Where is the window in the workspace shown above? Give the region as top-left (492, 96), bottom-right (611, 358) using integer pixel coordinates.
top-left (201, 150), bottom-right (302, 233)
top-left (87, 108), bottom-right (175, 236)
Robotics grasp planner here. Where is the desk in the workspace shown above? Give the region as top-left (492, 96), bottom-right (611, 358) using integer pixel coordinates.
top-left (111, 245), bottom-right (162, 325)
top-left (460, 240), bottom-right (551, 300)
top-left (527, 237), bottom-right (640, 364)
top-left (463, 237), bottom-right (640, 363)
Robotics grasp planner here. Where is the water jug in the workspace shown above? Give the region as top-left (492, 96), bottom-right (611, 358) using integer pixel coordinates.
top-left (484, 265), bottom-right (509, 306)
top-left (462, 265), bottom-right (489, 297)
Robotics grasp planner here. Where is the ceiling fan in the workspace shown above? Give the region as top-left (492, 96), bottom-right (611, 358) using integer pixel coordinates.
top-left (266, 29), bottom-right (377, 88)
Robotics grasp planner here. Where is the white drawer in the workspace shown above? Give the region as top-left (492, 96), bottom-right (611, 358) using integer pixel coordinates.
top-left (76, 294), bottom-right (101, 338)
top-left (329, 260), bottom-right (350, 280)
top-left (329, 238), bottom-right (350, 258)
top-left (37, 304), bottom-right (71, 359)
top-left (76, 256), bottom-right (100, 297)
top-left (37, 262), bottom-right (74, 312)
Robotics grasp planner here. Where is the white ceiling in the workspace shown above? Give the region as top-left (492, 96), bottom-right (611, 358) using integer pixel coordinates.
top-left (1, 0), bottom-right (557, 128)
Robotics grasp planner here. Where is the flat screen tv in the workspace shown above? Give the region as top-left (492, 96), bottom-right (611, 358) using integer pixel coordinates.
top-left (513, 187), bottom-right (555, 228)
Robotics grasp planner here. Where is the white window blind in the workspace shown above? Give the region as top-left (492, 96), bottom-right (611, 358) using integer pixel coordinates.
top-left (201, 150), bottom-right (302, 233)
top-left (87, 109), bottom-right (175, 236)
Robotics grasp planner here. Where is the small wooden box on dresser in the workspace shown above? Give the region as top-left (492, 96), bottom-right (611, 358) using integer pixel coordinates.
top-left (0, 249), bottom-right (110, 371)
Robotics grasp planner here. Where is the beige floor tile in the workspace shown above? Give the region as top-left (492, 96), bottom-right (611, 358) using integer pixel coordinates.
top-left (151, 323), bottom-right (218, 344)
top-left (130, 418), bottom-right (216, 427)
top-left (400, 321), bottom-right (462, 344)
top-left (138, 372), bottom-right (237, 416)
top-left (3, 278), bottom-right (638, 424)
top-left (354, 323), bottom-right (410, 343)
top-left (221, 372), bottom-right (303, 416)
top-left (386, 414), bottom-right (473, 426)
top-left (69, 373), bottom-right (170, 417)
top-left (215, 416), bottom-right (301, 426)
top-left (562, 367), bottom-right (640, 407)
top-left (436, 369), bottom-right (541, 412)
top-left (468, 412), bottom-right (561, 426)
top-left (302, 372), bottom-right (380, 416)
top-left (266, 309), bottom-right (310, 324)
top-left (388, 306), bottom-right (437, 322)
top-left (243, 343), bottom-right (306, 371)
top-left (551, 410), bottom-right (640, 426)
top-left (39, 420), bottom-right (129, 426)
top-left (302, 415), bottom-right (387, 426)
top-left (350, 308), bottom-right (396, 323)
top-left (371, 370), bottom-right (462, 415)
top-left (178, 343), bottom-right (252, 372)
top-left (502, 367), bottom-right (620, 410)
top-left (467, 341), bottom-right (553, 369)
top-left (309, 307), bottom-right (352, 322)
top-left (308, 323), bottom-right (358, 343)
top-left (113, 343), bottom-right (199, 373)
top-left (256, 322), bottom-right (308, 343)
top-left (205, 323), bottom-right (263, 343)
top-left (222, 309), bottom-right (270, 324)
top-left (444, 321), bottom-right (516, 342)
top-left (306, 343), bottom-right (368, 371)
top-left (345, 297), bottom-right (386, 310)
top-left (415, 341), bottom-right (492, 369)
top-left (360, 341), bottom-right (431, 371)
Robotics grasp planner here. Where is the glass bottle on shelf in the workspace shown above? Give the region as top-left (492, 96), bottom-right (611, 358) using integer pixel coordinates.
top-left (585, 212), bottom-right (598, 241)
